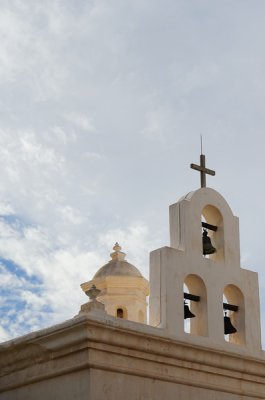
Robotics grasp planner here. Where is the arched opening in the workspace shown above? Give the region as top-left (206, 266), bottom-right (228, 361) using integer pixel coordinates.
top-left (183, 283), bottom-right (191, 333)
top-left (202, 205), bottom-right (224, 261)
top-left (116, 307), bottom-right (127, 319)
top-left (117, 308), bottom-right (124, 318)
top-left (184, 274), bottom-right (208, 336)
top-left (223, 293), bottom-right (230, 343)
top-left (223, 285), bottom-right (245, 345)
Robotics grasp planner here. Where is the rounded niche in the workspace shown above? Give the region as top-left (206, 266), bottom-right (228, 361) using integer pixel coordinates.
top-left (202, 204), bottom-right (224, 261)
top-left (184, 274), bottom-right (208, 337)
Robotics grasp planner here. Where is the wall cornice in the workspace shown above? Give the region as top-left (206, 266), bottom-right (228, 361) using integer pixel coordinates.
top-left (1, 315), bottom-right (265, 397)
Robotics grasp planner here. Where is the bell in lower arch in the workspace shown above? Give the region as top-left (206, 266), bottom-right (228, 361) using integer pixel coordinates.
top-left (224, 312), bottom-right (237, 335)
top-left (202, 229), bottom-right (216, 255)
top-left (184, 301), bottom-right (196, 319)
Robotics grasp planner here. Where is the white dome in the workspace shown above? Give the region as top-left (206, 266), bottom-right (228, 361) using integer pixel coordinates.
top-left (93, 243), bottom-right (142, 279)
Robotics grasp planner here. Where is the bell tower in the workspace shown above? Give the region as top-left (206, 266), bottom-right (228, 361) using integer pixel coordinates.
top-left (149, 152), bottom-right (262, 353)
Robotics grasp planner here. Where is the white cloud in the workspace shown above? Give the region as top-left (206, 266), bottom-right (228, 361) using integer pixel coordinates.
top-left (59, 206), bottom-right (83, 225)
top-left (19, 131), bottom-right (64, 167)
top-left (0, 215), bottom-right (106, 339)
top-left (0, 203), bottom-right (14, 215)
top-left (0, 325), bottom-right (9, 342)
top-left (51, 126), bottom-right (77, 145)
top-left (83, 151), bottom-right (102, 160)
top-left (0, 3), bottom-right (69, 98)
top-left (66, 112), bottom-right (95, 132)
top-left (141, 108), bottom-right (169, 141)
top-left (98, 222), bottom-right (160, 279)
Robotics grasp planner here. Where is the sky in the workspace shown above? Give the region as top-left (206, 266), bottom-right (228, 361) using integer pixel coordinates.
top-left (1, 0), bottom-right (265, 345)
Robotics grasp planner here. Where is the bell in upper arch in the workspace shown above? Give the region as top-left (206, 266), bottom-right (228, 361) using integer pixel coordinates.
top-left (184, 300), bottom-right (196, 319)
top-left (202, 229), bottom-right (216, 255)
top-left (224, 312), bottom-right (237, 335)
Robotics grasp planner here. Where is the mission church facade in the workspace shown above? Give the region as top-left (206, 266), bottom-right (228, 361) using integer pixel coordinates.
top-left (1, 155), bottom-right (265, 399)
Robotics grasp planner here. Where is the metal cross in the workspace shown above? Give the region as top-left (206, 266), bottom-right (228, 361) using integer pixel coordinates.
top-left (190, 154), bottom-right (215, 188)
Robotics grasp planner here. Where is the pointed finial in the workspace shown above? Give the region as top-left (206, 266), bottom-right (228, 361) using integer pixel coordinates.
top-left (110, 242), bottom-right (126, 261)
top-left (85, 284), bottom-right (101, 301)
top-left (113, 242), bottom-right (121, 252)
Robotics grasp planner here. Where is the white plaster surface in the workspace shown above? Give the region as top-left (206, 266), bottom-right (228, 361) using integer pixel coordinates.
top-left (150, 188), bottom-right (262, 352)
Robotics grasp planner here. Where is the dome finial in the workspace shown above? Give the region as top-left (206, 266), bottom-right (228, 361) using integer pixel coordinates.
top-left (113, 242), bottom-right (121, 252)
top-left (110, 242), bottom-right (126, 261)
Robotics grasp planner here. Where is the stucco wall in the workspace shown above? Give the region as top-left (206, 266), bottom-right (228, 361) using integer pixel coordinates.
top-left (1, 315), bottom-right (265, 400)
top-left (1, 370), bottom-right (89, 400)
top-left (90, 369), bottom-right (256, 400)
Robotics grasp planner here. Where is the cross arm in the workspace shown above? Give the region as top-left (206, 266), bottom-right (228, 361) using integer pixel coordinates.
top-left (190, 163), bottom-right (215, 176)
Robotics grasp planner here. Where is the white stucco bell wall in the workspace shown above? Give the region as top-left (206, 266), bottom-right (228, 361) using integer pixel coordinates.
top-left (149, 188), bottom-right (262, 353)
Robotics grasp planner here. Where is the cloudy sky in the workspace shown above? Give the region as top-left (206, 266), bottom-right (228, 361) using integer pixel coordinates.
top-left (1, 0), bottom-right (265, 345)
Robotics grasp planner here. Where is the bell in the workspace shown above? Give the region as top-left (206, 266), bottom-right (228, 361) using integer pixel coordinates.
top-left (224, 312), bottom-right (237, 335)
top-left (184, 301), bottom-right (196, 319)
top-left (202, 229), bottom-right (216, 255)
